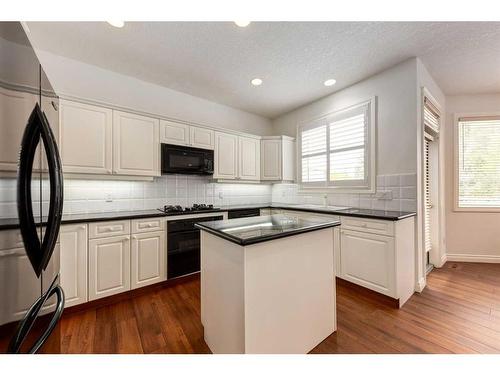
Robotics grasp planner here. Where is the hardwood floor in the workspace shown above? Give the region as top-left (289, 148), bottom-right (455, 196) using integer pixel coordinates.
top-left (60, 262), bottom-right (500, 354)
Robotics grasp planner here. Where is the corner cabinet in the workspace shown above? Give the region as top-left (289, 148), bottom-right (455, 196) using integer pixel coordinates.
top-left (214, 132), bottom-right (238, 179)
top-left (59, 100), bottom-right (113, 175)
top-left (60, 224), bottom-right (88, 308)
top-left (113, 111), bottom-right (160, 176)
top-left (261, 136), bottom-right (295, 181)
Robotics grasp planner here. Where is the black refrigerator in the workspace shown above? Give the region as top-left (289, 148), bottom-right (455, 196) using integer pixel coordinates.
top-left (0, 22), bottom-right (64, 353)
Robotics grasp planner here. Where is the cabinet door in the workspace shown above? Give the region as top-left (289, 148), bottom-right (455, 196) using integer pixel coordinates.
top-left (0, 88), bottom-right (37, 171)
top-left (160, 120), bottom-right (189, 146)
top-left (340, 229), bottom-right (396, 297)
top-left (59, 100), bottom-right (113, 174)
top-left (113, 111), bottom-right (160, 176)
top-left (261, 139), bottom-right (282, 180)
top-left (190, 126), bottom-right (214, 150)
top-left (131, 231), bottom-right (165, 289)
top-left (60, 224), bottom-right (88, 307)
top-left (88, 235), bottom-right (131, 301)
top-left (214, 132), bottom-right (238, 179)
top-left (238, 136), bottom-right (260, 180)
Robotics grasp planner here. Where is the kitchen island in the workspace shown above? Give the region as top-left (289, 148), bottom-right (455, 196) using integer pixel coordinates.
top-left (195, 214), bottom-right (340, 354)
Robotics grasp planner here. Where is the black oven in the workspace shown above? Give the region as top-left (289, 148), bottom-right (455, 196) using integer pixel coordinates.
top-left (167, 215), bottom-right (223, 278)
top-left (161, 144), bottom-right (214, 175)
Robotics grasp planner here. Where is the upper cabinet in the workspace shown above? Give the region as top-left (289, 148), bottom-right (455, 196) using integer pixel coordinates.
top-left (238, 136), bottom-right (261, 181)
top-left (214, 132), bottom-right (238, 179)
top-left (59, 100), bottom-right (113, 175)
top-left (261, 136), bottom-right (295, 182)
top-left (113, 111), bottom-right (159, 177)
top-left (214, 132), bottom-right (261, 181)
top-left (160, 120), bottom-right (214, 150)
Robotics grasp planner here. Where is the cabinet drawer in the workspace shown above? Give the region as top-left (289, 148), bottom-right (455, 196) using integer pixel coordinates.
top-left (89, 220), bottom-right (130, 239)
top-left (340, 217), bottom-right (394, 236)
top-left (132, 218), bottom-right (164, 234)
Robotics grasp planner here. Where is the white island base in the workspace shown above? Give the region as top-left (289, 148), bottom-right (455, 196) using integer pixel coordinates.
top-left (200, 228), bottom-right (336, 354)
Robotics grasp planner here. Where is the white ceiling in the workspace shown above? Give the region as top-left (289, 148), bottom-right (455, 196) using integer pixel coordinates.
top-left (25, 22), bottom-right (500, 118)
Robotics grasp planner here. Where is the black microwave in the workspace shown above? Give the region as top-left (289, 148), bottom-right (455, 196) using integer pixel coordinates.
top-left (161, 144), bottom-right (214, 175)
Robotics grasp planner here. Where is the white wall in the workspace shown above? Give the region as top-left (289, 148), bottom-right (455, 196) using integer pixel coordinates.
top-left (272, 58), bottom-right (418, 176)
top-left (445, 94), bottom-right (500, 262)
top-left (32, 50), bottom-right (273, 136)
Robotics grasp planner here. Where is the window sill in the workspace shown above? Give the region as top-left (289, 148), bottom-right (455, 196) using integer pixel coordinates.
top-left (453, 206), bottom-right (500, 213)
top-left (298, 186), bottom-right (376, 195)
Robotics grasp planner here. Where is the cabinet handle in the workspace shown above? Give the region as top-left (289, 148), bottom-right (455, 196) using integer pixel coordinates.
top-left (79, 225), bottom-right (86, 230)
top-left (132, 235), bottom-right (137, 240)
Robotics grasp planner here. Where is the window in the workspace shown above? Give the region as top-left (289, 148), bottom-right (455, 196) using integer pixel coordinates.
top-left (456, 115), bottom-right (500, 209)
top-left (298, 98), bottom-right (375, 191)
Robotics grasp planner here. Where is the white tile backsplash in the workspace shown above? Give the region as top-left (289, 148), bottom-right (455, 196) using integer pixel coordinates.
top-left (0, 172), bottom-right (417, 218)
top-left (271, 173), bottom-right (417, 212)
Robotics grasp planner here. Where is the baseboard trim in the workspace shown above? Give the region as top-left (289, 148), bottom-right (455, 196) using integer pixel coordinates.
top-left (438, 253), bottom-right (447, 267)
top-left (415, 277), bottom-right (426, 293)
top-left (446, 253), bottom-right (500, 263)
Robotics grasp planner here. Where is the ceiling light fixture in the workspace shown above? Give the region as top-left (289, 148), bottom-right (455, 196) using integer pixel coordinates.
top-left (107, 21), bottom-right (125, 28)
top-left (251, 78), bottom-right (263, 86)
top-left (324, 79), bottom-right (337, 87)
top-left (234, 21), bottom-right (251, 27)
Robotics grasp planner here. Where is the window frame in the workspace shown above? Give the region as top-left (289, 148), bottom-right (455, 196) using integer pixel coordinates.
top-left (297, 97), bottom-right (376, 193)
top-left (454, 112), bottom-right (500, 212)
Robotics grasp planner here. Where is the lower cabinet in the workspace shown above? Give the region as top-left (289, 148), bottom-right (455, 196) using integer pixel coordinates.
top-left (60, 224), bottom-right (88, 307)
top-left (131, 231), bottom-right (165, 289)
top-left (340, 229), bottom-right (395, 297)
top-left (88, 235), bottom-right (131, 301)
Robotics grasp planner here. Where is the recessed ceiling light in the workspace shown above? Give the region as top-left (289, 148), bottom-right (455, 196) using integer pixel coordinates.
top-left (234, 21), bottom-right (251, 27)
top-left (251, 78), bottom-right (263, 86)
top-left (324, 79), bottom-right (337, 87)
top-left (107, 21), bottom-right (125, 28)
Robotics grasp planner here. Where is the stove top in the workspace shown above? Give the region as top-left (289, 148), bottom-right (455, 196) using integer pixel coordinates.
top-left (158, 203), bottom-right (220, 214)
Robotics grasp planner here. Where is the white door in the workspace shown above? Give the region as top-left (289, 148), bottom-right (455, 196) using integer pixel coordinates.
top-left (340, 229), bottom-right (395, 297)
top-left (238, 137), bottom-right (260, 180)
top-left (214, 132), bottom-right (238, 179)
top-left (261, 139), bottom-right (282, 180)
top-left (160, 120), bottom-right (189, 146)
top-left (190, 126), bottom-right (214, 150)
top-left (0, 87), bottom-right (37, 172)
top-left (113, 110), bottom-right (159, 176)
top-left (59, 100), bottom-right (113, 174)
top-left (88, 235), bottom-right (131, 301)
top-left (131, 231), bottom-right (165, 289)
top-left (60, 224), bottom-right (88, 307)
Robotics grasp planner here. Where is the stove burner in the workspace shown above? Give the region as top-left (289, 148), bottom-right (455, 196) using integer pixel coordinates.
top-left (159, 203), bottom-right (217, 213)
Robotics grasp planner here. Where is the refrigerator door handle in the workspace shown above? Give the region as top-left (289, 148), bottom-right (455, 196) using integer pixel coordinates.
top-left (7, 275), bottom-right (65, 354)
top-left (17, 103), bottom-right (64, 277)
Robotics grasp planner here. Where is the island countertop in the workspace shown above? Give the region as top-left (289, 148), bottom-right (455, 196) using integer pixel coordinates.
top-left (195, 213), bottom-right (341, 246)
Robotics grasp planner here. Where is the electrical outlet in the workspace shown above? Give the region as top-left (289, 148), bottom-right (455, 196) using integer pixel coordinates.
top-left (105, 193), bottom-right (113, 202)
top-left (218, 192), bottom-right (223, 199)
top-left (375, 190), bottom-right (393, 200)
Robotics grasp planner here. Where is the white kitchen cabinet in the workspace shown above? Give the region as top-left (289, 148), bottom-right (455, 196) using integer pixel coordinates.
top-left (60, 224), bottom-right (88, 307)
top-left (131, 231), bottom-right (165, 289)
top-left (338, 216), bottom-right (415, 307)
top-left (88, 235), bottom-right (131, 301)
top-left (190, 126), bottom-right (214, 149)
top-left (113, 110), bottom-right (160, 176)
top-left (160, 120), bottom-right (190, 146)
top-left (340, 229), bottom-right (395, 296)
top-left (0, 87), bottom-right (37, 172)
top-left (59, 100), bottom-right (113, 174)
top-left (261, 136), bottom-right (295, 181)
top-left (214, 131), bottom-right (238, 179)
top-left (238, 136), bottom-right (260, 180)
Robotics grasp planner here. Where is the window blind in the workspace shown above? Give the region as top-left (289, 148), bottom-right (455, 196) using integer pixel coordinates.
top-left (424, 137), bottom-right (432, 252)
top-left (299, 101), bottom-right (371, 188)
top-left (458, 117), bottom-right (500, 208)
top-left (424, 98), bottom-right (440, 134)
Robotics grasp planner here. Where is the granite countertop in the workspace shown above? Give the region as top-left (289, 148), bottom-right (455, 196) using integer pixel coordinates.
top-left (0, 204), bottom-right (416, 231)
top-left (195, 214), bottom-right (341, 246)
